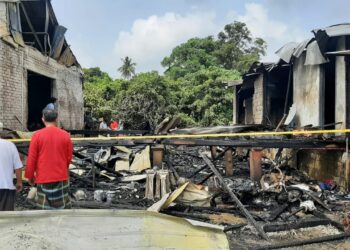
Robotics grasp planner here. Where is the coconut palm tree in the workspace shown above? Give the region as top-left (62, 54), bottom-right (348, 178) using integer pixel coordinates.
top-left (118, 56), bottom-right (136, 79)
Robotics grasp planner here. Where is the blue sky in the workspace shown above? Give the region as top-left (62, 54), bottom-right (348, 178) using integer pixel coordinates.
top-left (52, 0), bottom-right (349, 78)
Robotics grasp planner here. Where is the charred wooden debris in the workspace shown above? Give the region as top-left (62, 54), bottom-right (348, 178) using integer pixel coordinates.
top-left (6, 124), bottom-right (350, 249)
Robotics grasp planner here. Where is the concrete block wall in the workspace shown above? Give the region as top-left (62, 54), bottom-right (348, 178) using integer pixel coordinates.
top-left (252, 74), bottom-right (264, 124)
top-left (0, 39), bottom-right (83, 130)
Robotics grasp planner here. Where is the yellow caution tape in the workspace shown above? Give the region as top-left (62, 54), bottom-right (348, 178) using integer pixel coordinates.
top-left (7, 128), bottom-right (350, 143)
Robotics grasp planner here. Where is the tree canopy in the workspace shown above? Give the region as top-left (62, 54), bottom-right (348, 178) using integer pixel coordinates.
top-left (83, 22), bottom-right (266, 129)
top-left (162, 21), bottom-right (266, 77)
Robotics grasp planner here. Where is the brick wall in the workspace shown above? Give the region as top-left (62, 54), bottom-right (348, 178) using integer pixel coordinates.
top-left (0, 39), bottom-right (83, 130)
top-left (0, 39), bottom-right (24, 130)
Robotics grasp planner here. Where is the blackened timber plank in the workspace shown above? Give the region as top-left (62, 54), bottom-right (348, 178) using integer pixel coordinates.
top-left (162, 138), bottom-right (345, 149)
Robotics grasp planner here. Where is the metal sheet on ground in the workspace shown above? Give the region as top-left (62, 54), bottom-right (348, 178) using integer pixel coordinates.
top-left (0, 209), bottom-right (229, 250)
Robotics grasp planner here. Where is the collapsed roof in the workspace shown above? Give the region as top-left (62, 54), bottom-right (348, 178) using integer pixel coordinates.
top-left (0, 0), bottom-right (79, 67)
top-left (275, 23), bottom-right (350, 65)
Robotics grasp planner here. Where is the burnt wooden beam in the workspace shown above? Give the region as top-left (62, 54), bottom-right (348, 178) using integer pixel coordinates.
top-left (12, 137), bottom-right (346, 152)
top-left (21, 32), bottom-right (48, 35)
top-left (44, 0), bottom-right (49, 55)
top-left (201, 153), bottom-right (269, 240)
top-left (20, 2), bottom-right (45, 52)
top-left (196, 172), bottom-right (214, 185)
top-left (255, 233), bottom-right (350, 250)
top-left (13, 139), bottom-right (155, 150)
top-left (162, 138), bottom-right (345, 149)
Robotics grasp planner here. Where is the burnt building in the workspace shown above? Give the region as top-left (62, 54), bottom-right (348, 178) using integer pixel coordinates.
top-left (233, 24), bottom-right (350, 189)
top-left (233, 62), bottom-right (291, 127)
top-left (0, 0), bottom-right (83, 131)
top-left (235, 24), bottom-right (350, 130)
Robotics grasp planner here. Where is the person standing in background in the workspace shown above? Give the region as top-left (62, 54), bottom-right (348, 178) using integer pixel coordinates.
top-left (110, 119), bottom-right (119, 130)
top-left (25, 109), bottom-right (72, 209)
top-left (45, 97), bottom-right (57, 110)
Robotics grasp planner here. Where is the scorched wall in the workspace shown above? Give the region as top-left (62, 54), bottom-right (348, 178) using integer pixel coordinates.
top-left (0, 39), bottom-right (83, 130)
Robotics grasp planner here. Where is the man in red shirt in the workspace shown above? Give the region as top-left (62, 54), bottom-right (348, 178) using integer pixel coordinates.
top-left (25, 109), bottom-right (72, 209)
top-left (110, 119), bottom-right (119, 130)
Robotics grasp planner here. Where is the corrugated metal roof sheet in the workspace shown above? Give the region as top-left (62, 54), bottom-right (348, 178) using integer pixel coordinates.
top-left (313, 23), bottom-right (350, 37)
top-left (275, 42), bottom-right (299, 63)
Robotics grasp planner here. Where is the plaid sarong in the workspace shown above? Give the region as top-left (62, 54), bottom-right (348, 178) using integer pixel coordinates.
top-left (36, 180), bottom-right (71, 210)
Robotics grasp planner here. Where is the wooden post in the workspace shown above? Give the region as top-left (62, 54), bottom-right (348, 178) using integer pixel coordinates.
top-left (152, 145), bottom-right (164, 167)
top-left (249, 148), bottom-right (263, 181)
top-left (224, 148), bottom-right (234, 176)
top-left (145, 170), bottom-right (156, 200)
top-left (211, 146), bottom-right (217, 159)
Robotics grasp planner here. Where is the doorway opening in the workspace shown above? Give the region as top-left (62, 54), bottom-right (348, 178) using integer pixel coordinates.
top-left (27, 71), bottom-right (54, 131)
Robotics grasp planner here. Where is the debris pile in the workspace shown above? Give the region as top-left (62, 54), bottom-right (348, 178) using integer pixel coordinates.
top-left (14, 142), bottom-right (350, 248)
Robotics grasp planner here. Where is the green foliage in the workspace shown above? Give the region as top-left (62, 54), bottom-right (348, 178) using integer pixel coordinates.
top-left (161, 37), bottom-right (219, 80)
top-left (83, 67), bottom-right (111, 83)
top-left (83, 77), bottom-right (123, 120)
top-left (177, 67), bottom-right (241, 126)
top-left (115, 72), bottom-right (178, 130)
top-left (163, 21), bottom-right (266, 76)
top-left (83, 21), bottom-right (266, 129)
top-left (160, 21), bottom-right (264, 126)
top-left (84, 70), bottom-right (178, 130)
top-left (215, 22), bottom-right (266, 73)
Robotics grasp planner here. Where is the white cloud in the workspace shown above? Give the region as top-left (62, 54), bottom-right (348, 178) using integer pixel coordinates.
top-left (234, 3), bottom-right (308, 62)
top-left (113, 11), bottom-right (219, 77)
top-left (238, 3), bottom-right (288, 40)
top-left (67, 34), bottom-right (96, 69)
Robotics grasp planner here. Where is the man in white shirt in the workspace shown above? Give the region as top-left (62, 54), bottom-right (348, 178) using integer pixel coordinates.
top-left (0, 139), bottom-right (23, 211)
top-left (99, 118), bottom-right (109, 130)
